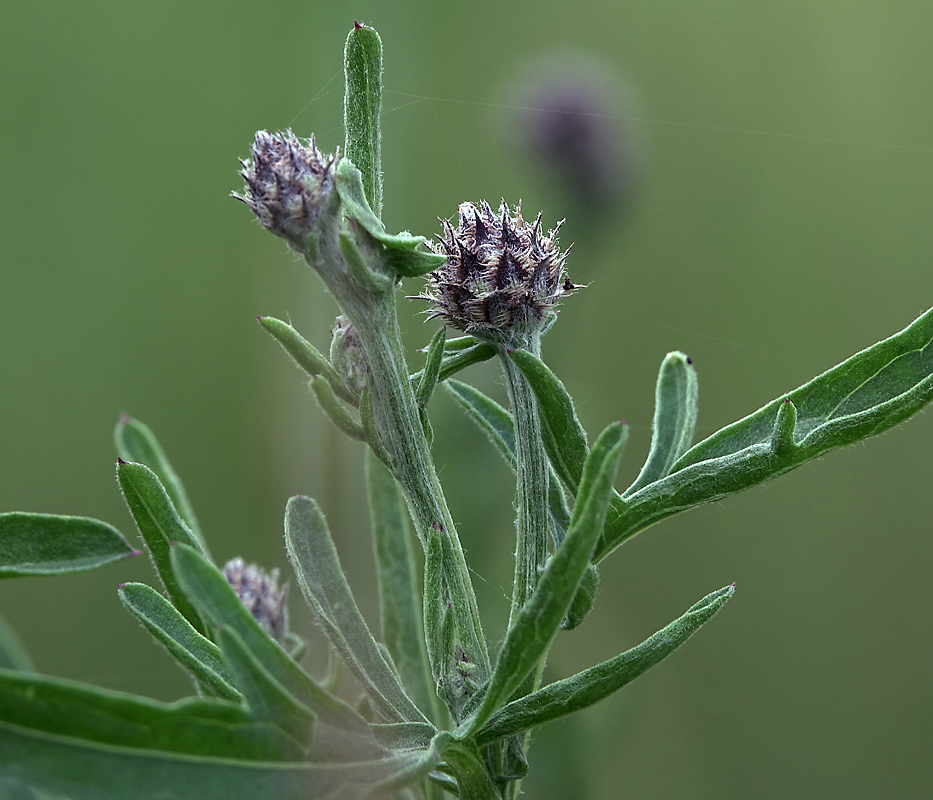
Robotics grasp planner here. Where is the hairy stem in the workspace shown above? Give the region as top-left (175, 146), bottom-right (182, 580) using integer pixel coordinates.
top-left (499, 336), bottom-right (550, 626)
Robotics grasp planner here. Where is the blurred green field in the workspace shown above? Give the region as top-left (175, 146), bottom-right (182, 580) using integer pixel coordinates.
top-left (2, 2), bottom-right (933, 798)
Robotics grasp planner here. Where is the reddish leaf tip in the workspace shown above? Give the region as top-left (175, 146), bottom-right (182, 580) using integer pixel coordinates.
top-left (118, 412), bottom-right (132, 425)
top-left (117, 457), bottom-right (127, 465)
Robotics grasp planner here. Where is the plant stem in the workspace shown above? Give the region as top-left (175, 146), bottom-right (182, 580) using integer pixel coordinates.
top-left (499, 336), bottom-right (550, 626)
top-left (332, 281), bottom-right (490, 707)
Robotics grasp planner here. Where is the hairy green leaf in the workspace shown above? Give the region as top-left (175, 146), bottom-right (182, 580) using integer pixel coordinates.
top-left (508, 349), bottom-right (589, 493)
top-left (116, 462), bottom-right (206, 632)
top-left (169, 544), bottom-right (368, 734)
top-left (215, 627), bottom-right (314, 748)
top-left (597, 306), bottom-right (933, 561)
top-left (118, 583), bottom-right (239, 702)
top-left (0, 668), bottom-right (301, 762)
top-left (343, 22), bottom-right (383, 217)
top-left (114, 416), bottom-right (208, 557)
top-left (366, 452), bottom-right (439, 724)
top-left (415, 328), bottom-right (447, 408)
top-left (258, 317), bottom-right (357, 405)
top-left (311, 375), bottom-right (366, 441)
top-left (625, 351), bottom-right (698, 495)
top-left (0, 513), bottom-right (136, 579)
top-left (466, 422), bottom-right (627, 734)
top-left (285, 495), bottom-right (429, 725)
top-left (475, 585), bottom-right (734, 744)
top-left (0, 720), bottom-right (432, 800)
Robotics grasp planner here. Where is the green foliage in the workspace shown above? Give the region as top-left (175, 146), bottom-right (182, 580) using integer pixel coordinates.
top-left (2, 20), bottom-right (931, 800)
top-left (0, 513), bottom-right (135, 578)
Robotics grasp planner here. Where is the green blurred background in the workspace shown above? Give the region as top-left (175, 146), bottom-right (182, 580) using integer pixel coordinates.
top-left (2, 1), bottom-right (933, 797)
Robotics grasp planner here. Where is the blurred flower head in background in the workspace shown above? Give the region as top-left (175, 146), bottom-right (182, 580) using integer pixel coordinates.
top-left (503, 55), bottom-right (643, 221)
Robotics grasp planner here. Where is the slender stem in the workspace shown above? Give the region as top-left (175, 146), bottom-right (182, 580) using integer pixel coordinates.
top-left (499, 336), bottom-right (550, 626)
top-left (333, 283), bottom-right (490, 707)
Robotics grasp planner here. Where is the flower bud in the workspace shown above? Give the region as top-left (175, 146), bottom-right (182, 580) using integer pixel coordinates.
top-left (222, 557), bottom-right (289, 643)
top-left (329, 315), bottom-right (370, 401)
top-left (235, 130), bottom-right (336, 251)
top-left (420, 201), bottom-right (578, 342)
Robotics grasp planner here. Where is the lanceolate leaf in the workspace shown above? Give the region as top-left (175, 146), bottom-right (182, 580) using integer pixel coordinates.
top-left (118, 583), bottom-right (240, 702)
top-left (475, 585), bottom-right (734, 745)
top-left (596, 306), bottom-right (933, 561)
top-left (466, 423), bottom-right (627, 734)
top-left (116, 461), bottom-right (206, 632)
top-left (0, 513), bottom-right (136, 579)
top-left (169, 544), bottom-right (368, 734)
top-left (625, 351), bottom-right (698, 496)
top-left (0, 720), bottom-right (433, 800)
top-left (215, 626), bottom-right (315, 749)
top-left (365, 452), bottom-right (439, 724)
top-left (673, 307), bottom-right (933, 471)
top-left (284, 495), bottom-right (429, 725)
top-left (415, 327), bottom-right (447, 408)
top-left (113, 416), bottom-right (209, 557)
top-left (508, 349), bottom-right (589, 493)
top-left (343, 23), bottom-right (383, 217)
top-left (0, 668), bottom-right (301, 762)
top-left (258, 316), bottom-right (357, 405)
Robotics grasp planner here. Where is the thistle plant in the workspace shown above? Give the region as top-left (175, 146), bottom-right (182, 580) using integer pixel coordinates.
top-left (2, 22), bottom-right (933, 800)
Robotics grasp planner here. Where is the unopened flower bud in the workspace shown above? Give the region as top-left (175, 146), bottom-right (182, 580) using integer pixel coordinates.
top-left (235, 130), bottom-right (336, 251)
top-left (420, 201), bottom-right (579, 343)
top-left (222, 557), bottom-right (289, 643)
top-left (329, 315), bottom-right (370, 401)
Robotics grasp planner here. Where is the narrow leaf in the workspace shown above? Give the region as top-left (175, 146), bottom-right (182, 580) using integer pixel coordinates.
top-left (475, 585), bottom-right (735, 744)
top-left (311, 376), bottom-right (366, 441)
top-left (258, 316), bottom-right (357, 405)
top-left (466, 422), bottom-right (627, 734)
top-left (215, 626), bottom-right (314, 748)
top-left (366, 451), bottom-right (439, 724)
top-left (0, 721), bottom-right (430, 800)
top-left (170, 544), bottom-right (368, 734)
top-left (114, 416), bottom-right (208, 557)
top-left (597, 306), bottom-right (933, 561)
top-left (343, 22), bottom-right (383, 217)
top-left (116, 462), bottom-right (206, 632)
top-left (673, 306), bottom-right (933, 474)
top-left (415, 328), bottom-right (447, 407)
top-left (118, 583), bottom-right (240, 702)
top-left (508, 349), bottom-right (589, 492)
top-left (0, 513), bottom-right (135, 579)
top-left (338, 231), bottom-right (393, 293)
top-left (625, 351), bottom-right (698, 495)
top-left (285, 495), bottom-right (429, 725)
top-left (334, 160), bottom-right (442, 281)
top-left (0, 668), bottom-right (302, 762)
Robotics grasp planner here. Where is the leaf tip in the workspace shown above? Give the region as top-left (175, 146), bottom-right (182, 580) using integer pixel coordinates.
top-left (118, 412), bottom-right (132, 426)
top-left (129, 549), bottom-right (143, 558)
top-left (117, 457), bottom-right (127, 465)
